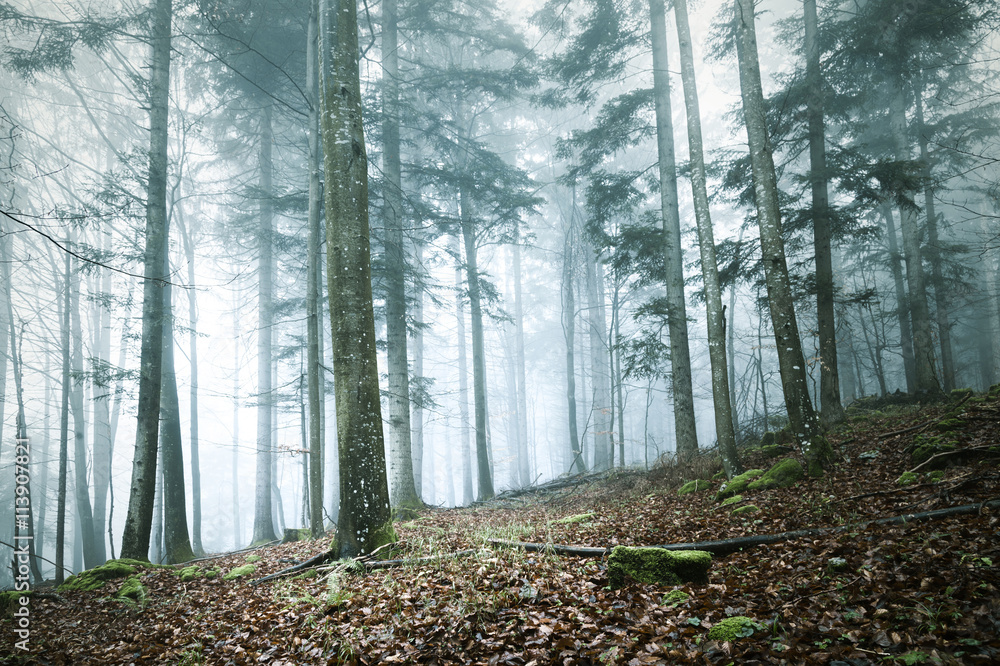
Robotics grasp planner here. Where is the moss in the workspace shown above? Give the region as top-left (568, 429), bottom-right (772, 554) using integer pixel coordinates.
top-left (731, 504), bottom-right (759, 516)
top-left (950, 388), bottom-right (973, 402)
top-left (925, 470), bottom-right (945, 483)
top-left (720, 494), bottom-right (744, 507)
top-left (223, 564), bottom-right (257, 581)
top-left (281, 528), bottom-right (312, 544)
top-left (58, 560), bottom-right (138, 592)
top-left (662, 590), bottom-right (690, 606)
top-left (897, 472), bottom-right (919, 486)
top-left (179, 566), bottom-right (200, 583)
top-left (715, 469), bottom-right (765, 501)
top-left (116, 575), bottom-right (148, 606)
top-left (827, 557), bottom-right (850, 573)
top-left (245, 554), bottom-right (262, 563)
top-left (747, 458), bottom-right (804, 492)
top-left (677, 479), bottom-right (711, 496)
top-left (989, 383), bottom-right (1000, 398)
top-left (759, 431), bottom-right (776, 447)
top-left (934, 418), bottom-right (965, 433)
top-left (759, 444), bottom-right (789, 459)
top-left (1, 591), bottom-right (29, 617)
top-left (392, 506), bottom-right (421, 522)
top-left (911, 440), bottom-right (958, 468)
top-left (607, 546), bottom-right (711, 589)
top-left (203, 568), bottom-right (219, 580)
top-left (712, 470), bottom-right (726, 481)
top-left (552, 513), bottom-right (595, 525)
top-left (707, 616), bottom-right (758, 642)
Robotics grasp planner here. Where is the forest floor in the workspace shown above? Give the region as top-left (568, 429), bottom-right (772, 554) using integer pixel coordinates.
top-left (3, 388), bottom-right (1000, 665)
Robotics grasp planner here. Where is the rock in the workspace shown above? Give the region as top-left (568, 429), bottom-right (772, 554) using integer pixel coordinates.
top-left (58, 560), bottom-right (139, 592)
top-left (911, 436), bottom-right (958, 468)
top-left (678, 479), bottom-right (711, 496)
top-left (715, 469), bottom-right (765, 501)
top-left (731, 504), bottom-right (759, 516)
top-left (607, 546), bottom-right (711, 588)
top-left (896, 471), bottom-right (919, 486)
top-left (747, 458), bottom-right (804, 492)
top-left (759, 444), bottom-right (790, 459)
top-left (707, 616), bottom-right (759, 642)
top-left (720, 494), bottom-right (743, 507)
top-left (116, 575), bottom-right (148, 607)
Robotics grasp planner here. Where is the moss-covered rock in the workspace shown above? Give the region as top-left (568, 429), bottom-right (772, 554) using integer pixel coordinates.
top-left (759, 431), bottom-right (776, 447)
top-left (58, 560), bottom-right (139, 592)
top-left (897, 471), bottom-right (919, 486)
top-left (759, 444), bottom-right (790, 460)
top-left (178, 566), bottom-right (200, 583)
top-left (715, 469), bottom-right (765, 501)
top-left (662, 590), bottom-right (690, 606)
top-left (282, 528), bottom-right (312, 544)
top-left (223, 564), bottom-right (257, 581)
top-left (245, 554), bottom-right (262, 563)
top-left (911, 438), bottom-right (958, 468)
top-left (950, 388), bottom-right (973, 402)
top-left (934, 418), bottom-right (965, 433)
top-left (552, 513), bottom-right (595, 525)
top-left (677, 479), bottom-right (711, 496)
top-left (720, 494), bottom-right (744, 507)
top-left (392, 506), bottom-right (421, 522)
top-left (925, 470), bottom-right (945, 483)
top-left (731, 504), bottom-right (760, 516)
top-left (712, 470), bottom-right (726, 481)
top-left (1, 591), bottom-right (29, 618)
top-left (707, 616), bottom-right (759, 642)
top-left (204, 568), bottom-right (219, 580)
top-left (116, 575), bottom-right (148, 606)
top-left (827, 557), bottom-right (850, 573)
top-left (747, 458), bottom-right (804, 492)
top-left (607, 546), bottom-right (711, 589)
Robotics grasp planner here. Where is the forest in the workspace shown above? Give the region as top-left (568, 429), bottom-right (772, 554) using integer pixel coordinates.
top-left (1, 0), bottom-right (999, 662)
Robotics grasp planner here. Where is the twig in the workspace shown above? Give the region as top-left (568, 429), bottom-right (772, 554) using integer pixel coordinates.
top-left (907, 445), bottom-right (999, 475)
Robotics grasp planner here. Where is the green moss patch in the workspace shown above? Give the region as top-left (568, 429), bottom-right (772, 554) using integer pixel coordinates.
top-left (720, 494), bottom-right (744, 507)
top-left (897, 471), bottom-right (919, 486)
top-left (178, 566), bottom-right (201, 583)
top-left (281, 528), bottom-right (312, 544)
top-left (116, 575), bottom-right (148, 607)
top-left (1, 591), bottom-right (30, 618)
top-left (731, 504), bottom-right (760, 516)
top-left (552, 513), bottom-right (595, 525)
top-left (707, 616), bottom-right (759, 642)
top-left (747, 458), bottom-right (804, 492)
top-left (677, 479), bottom-right (711, 496)
top-left (759, 444), bottom-right (791, 459)
top-left (58, 560), bottom-right (139, 592)
top-left (715, 469), bottom-right (765, 501)
top-left (911, 438), bottom-right (958, 468)
top-left (607, 546), bottom-right (711, 589)
top-left (662, 590), bottom-right (690, 606)
top-left (223, 564), bottom-right (257, 581)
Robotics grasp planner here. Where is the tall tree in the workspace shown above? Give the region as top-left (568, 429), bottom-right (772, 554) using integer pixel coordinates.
top-left (802, 0), bottom-right (844, 424)
top-left (671, 0), bottom-right (741, 476)
top-left (382, 0), bottom-right (420, 510)
top-left (734, 0), bottom-right (831, 474)
top-left (648, 0), bottom-right (699, 463)
top-left (120, 0), bottom-right (172, 561)
top-left (318, 0), bottom-right (394, 557)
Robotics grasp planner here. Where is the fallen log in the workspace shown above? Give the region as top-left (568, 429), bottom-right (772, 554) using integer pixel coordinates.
top-left (489, 498), bottom-right (1000, 558)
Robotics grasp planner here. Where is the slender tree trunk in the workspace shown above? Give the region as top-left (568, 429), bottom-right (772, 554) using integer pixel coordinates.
top-left (305, 2), bottom-right (325, 538)
top-left (412, 236), bottom-right (429, 501)
top-left (252, 101), bottom-right (278, 545)
top-left (584, 246), bottom-right (612, 471)
top-left (672, 0), bottom-right (741, 477)
top-left (512, 236), bottom-right (531, 487)
top-left (120, 0), bottom-right (171, 561)
top-left (150, 448), bottom-right (164, 563)
top-left (802, 0), bottom-right (844, 426)
top-left (459, 186), bottom-right (495, 500)
top-left (912, 77), bottom-right (954, 392)
top-left (68, 253), bottom-right (98, 568)
top-left (648, 0), bottom-right (699, 463)
top-left (172, 213), bottom-right (203, 555)
top-left (881, 204), bottom-right (916, 392)
top-left (381, 0), bottom-right (420, 509)
top-left (91, 229), bottom-right (113, 563)
top-left (319, 0), bottom-right (394, 557)
top-left (38, 352), bottom-right (52, 567)
top-left (232, 294), bottom-right (242, 548)
top-left (887, 87), bottom-right (940, 396)
top-left (56, 261), bottom-right (70, 583)
top-left (562, 221), bottom-right (585, 475)
top-left (734, 0), bottom-right (830, 474)
top-left (454, 235), bottom-right (474, 505)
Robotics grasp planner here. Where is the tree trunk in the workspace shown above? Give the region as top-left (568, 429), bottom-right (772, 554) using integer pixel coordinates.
top-left (305, 2), bottom-right (325, 538)
top-left (319, 0), bottom-right (394, 557)
top-left (672, 0), bottom-right (741, 477)
top-left (120, 0), bottom-right (171, 561)
top-left (881, 204), bottom-right (916, 392)
top-left (56, 259), bottom-right (70, 582)
top-left (734, 0), bottom-right (830, 475)
top-left (252, 100), bottom-right (278, 545)
top-left (381, 0), bottom-right (420, 509)
top-left (802, 0), bottom-right (844, 426)
top-left (562, 220), bottom-right (585, 475)
top-left (454, 234), bottom-right (474, 505)
top-left (912, 76), bottom-right (954, 392)
top-left (887, 87), bottom-right (940, 396)
top-left (69, 251), bottom-right (98, 568)
top-left (459, 185), bottom-right (495, 500)
top-left (512, 236), bottom-right (531, 487)
top-left (158, 252), bottom-right (195, 565)
top-left (91, 228), bottom-right (113, 563)
top-left (584, 244), bottom-right (612, 471)
top-left (232, 294), bottom-right (242, 548)
top-left (648, 0), bottom-right (699, 463)
top-left (176, 214), bottom-right (203, 555)
top-left (412, 236), bottom-right (430, 501)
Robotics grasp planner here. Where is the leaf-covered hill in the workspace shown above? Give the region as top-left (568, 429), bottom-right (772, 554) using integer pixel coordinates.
top-left (3, 389), bottom-right (999, 665)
